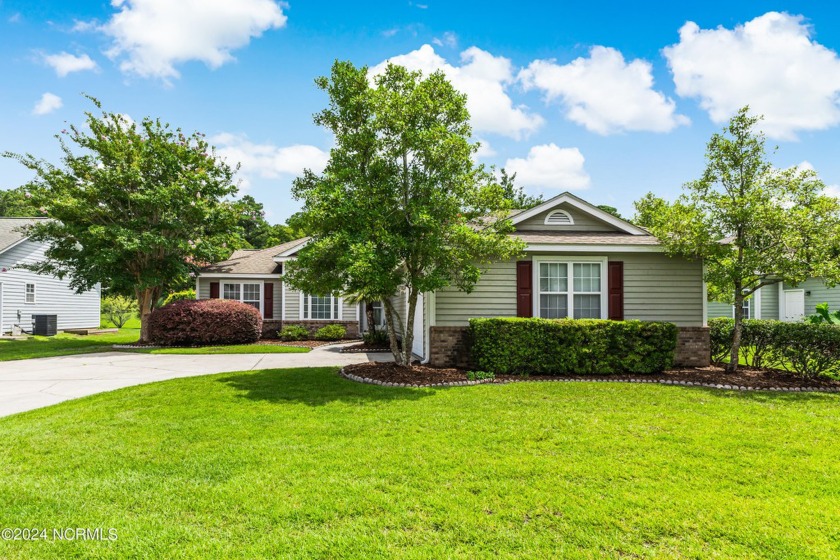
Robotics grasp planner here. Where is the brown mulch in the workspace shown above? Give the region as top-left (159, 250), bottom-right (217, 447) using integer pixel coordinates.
top-left (339, 342), bottom-right (393, 353)
top-left (343, 362), bottom-right (840, 390)
top-left (257, 339), bottom-right (358, 349)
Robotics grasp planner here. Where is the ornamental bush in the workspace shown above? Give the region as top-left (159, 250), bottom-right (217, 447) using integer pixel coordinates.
top-left (163, 289), bottom-right (196, 307)
top-left (709, 317), bottom-right (840, 377)
top-left (148, 299), bottom-right (261, 346)
top-left (314, 324), bottom-right (346, 341)
top-left (279, 324), bottom-right (309, 341)
top-left (470, 318), bottom-right (678, 375)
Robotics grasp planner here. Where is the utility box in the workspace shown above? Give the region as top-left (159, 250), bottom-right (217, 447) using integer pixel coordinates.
top-left (32, 314), bottom-right (58, 336)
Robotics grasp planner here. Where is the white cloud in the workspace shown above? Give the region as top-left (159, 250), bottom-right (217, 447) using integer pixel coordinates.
top-left (474, 138), bottom-right (496, 159)
top-left (504, 144), bottom-right (591, 190)
top-left (372, 44), bottom-right (544, 139)
top-left (824, 185), bottom-right (840, 199)
top-left (43, 52), bottom-right (98, 77)
top-left (211, 133), bottom-right (329, 189)
top-left (664, 12), bottom-right (840, 140)
top-left (432, 32), bottom-right (457, 48)
top-left (32, 93), bottom-right (63, 116)
top-left (100, 0), bottom-right (287, 80)
top-left (519, 46), bottom-right (689, 134)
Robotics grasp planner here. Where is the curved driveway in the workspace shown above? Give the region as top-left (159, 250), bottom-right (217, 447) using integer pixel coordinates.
top-left (0, 344), bottom-right (392, 417)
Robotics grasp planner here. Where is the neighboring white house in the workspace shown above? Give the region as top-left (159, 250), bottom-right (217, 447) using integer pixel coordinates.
top-left (707, 278), bottom-right (840, 323)
top-left (0, 218), bottom-right (101, 335)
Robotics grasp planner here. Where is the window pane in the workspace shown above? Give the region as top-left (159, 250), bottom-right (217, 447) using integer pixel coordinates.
top-left (223, 283), bottom-right (240, 300)
top-left (372, 302), bottom-right (385, 326)
top-left (573, 263), bottom-right (601, 293)
top-left (303, 294), bottom-right (309, 319)
top-left (540, 294), bottom-right (568, 319)
top-left (243, 283), bottom-right (260, 301)
top-left (742, 298), bottom-right (751, 320)
top-left (574, 294), bottom-right (601, 319)
top-left (539, 262), bottom-right (568, 293)
top-left (311, 295), bottom-right (332, 319)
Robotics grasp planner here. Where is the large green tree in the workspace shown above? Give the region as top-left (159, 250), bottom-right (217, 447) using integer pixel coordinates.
top-left (0, 185), bottom-right (40, 216)
top-left (232, 194), bottom-right (295, 249)
top-left (286, 61), bottom-right (523, 366)
top-left (636, 107), bottom-right (840, 371)
top-left (3, 98), bottom-right (240, 342)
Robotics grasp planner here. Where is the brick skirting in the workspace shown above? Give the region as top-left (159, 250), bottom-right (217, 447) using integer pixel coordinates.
top-left (260, 319), bottom-right (360, 339)
top-left (428, 325), bottom-right (711, 369)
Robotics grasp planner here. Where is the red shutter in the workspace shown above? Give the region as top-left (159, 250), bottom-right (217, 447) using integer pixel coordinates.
top-left (264, 282), bottom-right (274, 319)
top-left (608, 261), bottom-right (624, 321)
top-left (209, 282), bottom-right (220, 299)
top-left (516, 260), bottom-right (533, 317)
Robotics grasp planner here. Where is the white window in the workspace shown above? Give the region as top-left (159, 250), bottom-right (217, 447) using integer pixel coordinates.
top-left (736, 298), bottom-right (751, 319)
top-left (535, 258), bottom-right (607, 320)
top-left (25, 283), bottom-right (35, 304)
top-left (221, 282), bottom-right (262, 314)
top-left (370, 301), bottom-right (386, 327)
top-left (302, 294), bottom-right (340, 320)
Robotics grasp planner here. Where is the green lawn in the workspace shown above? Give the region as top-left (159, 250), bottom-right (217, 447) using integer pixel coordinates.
top-left (0, 329), bottom-right (140, 361)
top-left (100, 314), bottom-right (141, 329)
top-left (1, 368), bottom-right (839, 559)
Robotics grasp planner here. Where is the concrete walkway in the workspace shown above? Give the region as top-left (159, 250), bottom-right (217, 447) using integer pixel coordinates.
top-left (0, 344), bottom-right (392, 417)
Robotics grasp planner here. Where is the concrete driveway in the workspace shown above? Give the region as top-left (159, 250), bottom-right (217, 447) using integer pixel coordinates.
top-left (0, 344), bottom-right (392, 417)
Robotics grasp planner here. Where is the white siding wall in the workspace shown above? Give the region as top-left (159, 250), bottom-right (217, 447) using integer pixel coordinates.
top-left (434, 253), bottom-right (704, 327)
top-left (0, 240), bottom-right (100, 333)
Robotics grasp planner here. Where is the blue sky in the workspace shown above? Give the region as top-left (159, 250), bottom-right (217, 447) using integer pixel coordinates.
top-left (2, 0), bottom-right (840, 221)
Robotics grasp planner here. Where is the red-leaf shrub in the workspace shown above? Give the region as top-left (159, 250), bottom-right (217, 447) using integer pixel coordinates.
top-left (148, 299), bottom-right (262, 346)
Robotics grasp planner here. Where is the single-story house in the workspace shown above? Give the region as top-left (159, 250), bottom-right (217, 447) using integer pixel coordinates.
top-left (0, 218), bottom-right (101, 335)
top-left (197, 193), bottom-right (710, 367)
top-left (707, 278), bottom-right (840, 323)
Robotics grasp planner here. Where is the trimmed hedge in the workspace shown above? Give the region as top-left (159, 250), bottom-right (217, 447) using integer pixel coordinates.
top-left (709, 317), bottom-right (840, 378)
top-left (279, 324), bottom-right (309, 341)
top-left (314, 324), bottom-right (346, 341)
top-left (148, 299), bottom-right (262, 346)
top-left (470, 318), bottom-right (678, 375)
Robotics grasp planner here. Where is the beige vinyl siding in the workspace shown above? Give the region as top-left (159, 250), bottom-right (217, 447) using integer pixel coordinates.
top-left (516, 203), bottom-right (619, 232)
top-left (433, 253), bottom-right (704, 327)
top-left (389, 289), bottom-right (408, 331)
top-left (622, 253), bottom-right (703, 326)
top-left (435, 260), bottom-right (517, 326)
top-left (784, 278), bottom-right (840, 316)
top-left (760, 285), bottom-right (779, 320)
top-left (196, 276), bottom-right (282, 319)
top-left (285, 285), bottom-right (301, 320)
top-left (707, 301), bottom-right (733, 319)
top-left (342, 298), bottom-right (358, 321)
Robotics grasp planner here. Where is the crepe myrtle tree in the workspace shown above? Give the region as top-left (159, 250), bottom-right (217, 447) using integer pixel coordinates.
top-left (635, 107), bottom-right (840, 371)
top-left (285, 61), bottom-right (524, 367)
top-left (3, 97), bottom-right (241, 343)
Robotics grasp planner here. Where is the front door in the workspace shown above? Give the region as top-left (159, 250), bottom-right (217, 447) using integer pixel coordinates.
top-left (784, 290), bottom-right (805, 322)
top-left (412, 293), bottom-right (424, 359)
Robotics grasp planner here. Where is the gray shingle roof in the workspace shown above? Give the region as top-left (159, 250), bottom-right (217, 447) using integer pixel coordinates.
top-left (512, 230), bottom-right (661, 245)
top-left (200, 238), bottom-right (308, 275)
top-left (0, 218), bottom-right (45, 254)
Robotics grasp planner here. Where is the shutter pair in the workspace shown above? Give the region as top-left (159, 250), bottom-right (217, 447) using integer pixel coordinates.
top-left (208, 281), bottom-right (274, 319)
top-left (516, 261), bottom-right (624, 320)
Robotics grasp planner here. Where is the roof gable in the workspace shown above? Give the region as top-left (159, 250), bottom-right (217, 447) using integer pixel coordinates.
top-left (510, 192), bottom-right (648, 236)
top-left (0, 218), bottom-right (45, 255)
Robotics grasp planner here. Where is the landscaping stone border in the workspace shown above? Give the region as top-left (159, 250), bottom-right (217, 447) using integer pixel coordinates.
top-left (339, 367), bottom-right (840, 393)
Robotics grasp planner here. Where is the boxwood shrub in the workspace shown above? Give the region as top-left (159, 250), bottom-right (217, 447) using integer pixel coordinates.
top-left (314, 324), bottom-right (346, 341)
top-left (708, 317), bottom-right (840, 377)
top-left (148, 299), bottom-right (262, 346)
top-left (470, 317), bottom-right (678, 375)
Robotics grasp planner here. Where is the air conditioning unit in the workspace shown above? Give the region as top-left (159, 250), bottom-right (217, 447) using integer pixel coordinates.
top-left (32, 315), bottom-right (58, 336)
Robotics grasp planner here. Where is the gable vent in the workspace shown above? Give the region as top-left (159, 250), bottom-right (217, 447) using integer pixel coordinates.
top-left (544, 210), bottom-right (574, 225)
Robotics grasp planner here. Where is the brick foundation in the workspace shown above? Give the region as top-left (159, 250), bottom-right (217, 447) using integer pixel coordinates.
top-left (429, 326), bottom-right (473, 369)
top-left (428, 325), bottom-right (711, 369)
top-left (673, 326), bottom-right (711, 367)
top-left (260, 319), bottom-right (361, 339)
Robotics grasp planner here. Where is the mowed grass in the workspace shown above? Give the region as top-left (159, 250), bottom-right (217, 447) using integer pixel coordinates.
top-left (100, 314), bottom-right (141, 329)
top-left (1, 368), bottom-right (840, 559)
top-left (0, 329), bottom-right (140, 361)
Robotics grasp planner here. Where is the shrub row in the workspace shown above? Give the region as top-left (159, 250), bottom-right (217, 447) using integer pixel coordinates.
top-left (470, 318), bottom-right (678, 376)
top-left (709, 318), bottom-right (840, 378)
top-left (278, 323), bottom-right (347, 341)
top-left (148, 299), bottom-right (262, 346)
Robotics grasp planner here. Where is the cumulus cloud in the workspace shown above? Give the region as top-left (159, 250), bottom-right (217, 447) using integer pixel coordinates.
top-left (32, 93), bottom-right (63, 116)
top-left (100, 0), bottom-right (287, 80)
top-left (432, 32), bottom-right (457, 48)
top-left (211, 133), bottom-right (329, 188)
top-left (372, 44), bottom-right (544, 139)
top-left (664, 12), bottom-right (840, 140)
top-left (519, 46), bottom-right (689, 134)
top-left (43, 52), bottom-right (98, 77)
top-left (504, 144), bottom-right (591, 190)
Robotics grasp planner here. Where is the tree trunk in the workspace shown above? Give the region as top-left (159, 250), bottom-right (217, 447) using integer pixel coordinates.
top-left (382, 298), bottom-right (403, 365)
top-left (402, 288), bottom-right (418, 368)
top-left (137, 287), bottom-right (155, 344)
top-left (365, 301), bottom-right (377, 338)
top-left (727, 291), bottom-right (744, 373)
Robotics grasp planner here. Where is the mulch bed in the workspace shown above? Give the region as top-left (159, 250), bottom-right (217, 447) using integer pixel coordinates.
top-left (342, 362), bottom-right (840, 391)
top-left (339, 342), bottom-right (393, 353)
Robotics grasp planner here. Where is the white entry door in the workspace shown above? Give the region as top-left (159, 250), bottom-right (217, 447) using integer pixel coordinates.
top-left (412, 293), bottom-right (424, 359)
top-left (784, 290), bottom-right (805, 322)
